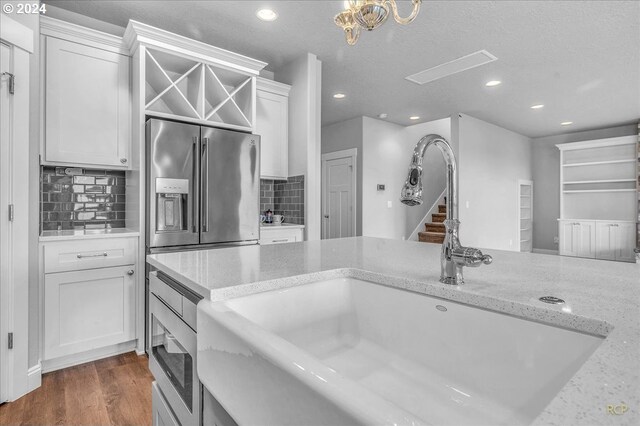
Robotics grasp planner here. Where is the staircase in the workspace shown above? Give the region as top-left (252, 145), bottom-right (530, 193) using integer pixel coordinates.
top-left (418, 204), bottom-right (446, 244)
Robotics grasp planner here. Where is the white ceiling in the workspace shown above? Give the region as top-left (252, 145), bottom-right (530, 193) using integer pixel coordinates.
top-left (45, 0), bottom-right (640, 138)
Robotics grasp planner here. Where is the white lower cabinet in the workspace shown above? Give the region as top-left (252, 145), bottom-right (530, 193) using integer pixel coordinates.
top-left (259, 226), bottom-right (304, 245)
top-left (596, 222), bottom-right (637, 263)
top-left (152, 381), bottom-right (180, 426)
top-left (559, 220), bottom-right (595, 258)
top-left (44, 265), bottom-right (136, 360)
top-left (560, 220), bottom-right (635, 262)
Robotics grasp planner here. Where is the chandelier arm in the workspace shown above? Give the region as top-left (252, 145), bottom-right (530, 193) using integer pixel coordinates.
top-left (388, 0), bottom-right (421, 25)
top-left (345, 25), bottom-right (360, 45)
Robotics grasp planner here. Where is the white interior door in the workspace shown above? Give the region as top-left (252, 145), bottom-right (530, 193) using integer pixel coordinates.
top-left (322, 149), bottom-right (356, 239)
top-left (0, 40), bottom-right (11, 404)
top-left (0, 15), bottom-right (33, 400)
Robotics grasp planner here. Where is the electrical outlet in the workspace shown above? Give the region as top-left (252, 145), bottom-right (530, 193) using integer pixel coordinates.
top-left (553, 236), bottom-right (559, 244)
top-left (387, 201), bottom-right (392, 208)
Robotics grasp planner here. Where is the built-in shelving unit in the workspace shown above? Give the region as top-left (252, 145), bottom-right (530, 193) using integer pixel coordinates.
top-left (518, 180), bottom-right (533, 252)
top-left (557, 136), bottom-right (637, 262)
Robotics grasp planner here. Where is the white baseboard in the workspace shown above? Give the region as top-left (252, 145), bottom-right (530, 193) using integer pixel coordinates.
top-left (42, 339), bottom-right (138, 373)
top-left (532, 248), bottom-right (559, 255)
top-left (27, 363), bottom-right (42, 393)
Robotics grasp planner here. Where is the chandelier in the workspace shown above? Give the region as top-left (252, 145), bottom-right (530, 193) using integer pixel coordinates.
top-left (334, 0), bottom-right (422, 45)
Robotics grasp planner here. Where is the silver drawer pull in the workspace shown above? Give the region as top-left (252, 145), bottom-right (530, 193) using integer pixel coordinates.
top-left (77, 252), bottom-right (108, 259)
top-left (272, 239), bottom-right (289, 243)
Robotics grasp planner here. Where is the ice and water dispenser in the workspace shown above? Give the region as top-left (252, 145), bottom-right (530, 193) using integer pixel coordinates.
top-left (155, 178), bottom-right (189, 232)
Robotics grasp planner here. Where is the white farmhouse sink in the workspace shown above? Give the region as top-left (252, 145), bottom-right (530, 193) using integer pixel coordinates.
top-left (197, 276), bottom-right (603, 425)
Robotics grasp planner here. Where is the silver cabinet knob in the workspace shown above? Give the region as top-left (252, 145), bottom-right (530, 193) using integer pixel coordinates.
top-left (127, 269), bottom-right (134, 276)
top-left (120, 158), bottom-right (128, 164)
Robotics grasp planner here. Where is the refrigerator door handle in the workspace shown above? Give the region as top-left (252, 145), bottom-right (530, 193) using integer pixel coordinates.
top-left (192, 137), bottom-right (199, 233)
top-left (201, 138), bottom-right (209, 232)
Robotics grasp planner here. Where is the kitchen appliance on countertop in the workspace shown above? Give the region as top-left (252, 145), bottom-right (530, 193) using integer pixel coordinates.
top-left (146, 118), bottom-right (260, 252)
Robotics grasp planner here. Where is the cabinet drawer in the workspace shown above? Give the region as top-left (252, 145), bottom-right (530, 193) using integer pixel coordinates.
top-left (259, 228), bottom-right (303, 245)
top-left (149, 272), bottom-right (183, 316)
top-left (43, 237), bottom-right (137, 273)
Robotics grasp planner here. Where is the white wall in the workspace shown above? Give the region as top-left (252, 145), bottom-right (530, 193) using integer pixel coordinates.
top-left (531, 124), bottom-right (638, 251)
top-left (275, 53), bottom-right (322, 241)
top-left (361, 117), bottom-right (406, 239)
top-left (321, 117), bottom-right (363, 235)
top-left (458, 114), bottom-right (532, 251)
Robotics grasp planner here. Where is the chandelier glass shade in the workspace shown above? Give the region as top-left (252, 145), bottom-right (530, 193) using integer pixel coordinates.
top-left (335, 0), bottom-right (421, 45)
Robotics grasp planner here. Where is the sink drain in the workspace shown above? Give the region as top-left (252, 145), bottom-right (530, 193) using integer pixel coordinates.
top-left (539, 296), bottom-right (565, 305)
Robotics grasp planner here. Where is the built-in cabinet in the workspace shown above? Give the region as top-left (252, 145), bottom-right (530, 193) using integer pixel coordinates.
top-left (595, 221), bottom-right (636, 262)
top-left (557, 137), bottom-right (637, 262)
top-left (559, 220), bottom-right (596, 258)
top-left (260, 226), bottom-right (304, 245)
top-left (41, 18), bottom-right (131, 169)
top-left (41, 236), bottom-right (138, 369)
top-left (256, 78), bottom-right (291, 179)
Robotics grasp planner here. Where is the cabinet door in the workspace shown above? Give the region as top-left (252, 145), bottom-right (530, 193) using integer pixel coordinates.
top-left (575, 221), bottom-right (596, 258)
top-left (45, 37), bottom-right (130, 168)
top-left (595, 223), bottom-right (616, 261)
top-left (614, 223), bottom-right (637, 262)
top-left (559, 221), bottom-right (577, 256)
top-left (44, 265), bottom-right (135, 360)
top-left (256, 89), bottom-right (288, 179)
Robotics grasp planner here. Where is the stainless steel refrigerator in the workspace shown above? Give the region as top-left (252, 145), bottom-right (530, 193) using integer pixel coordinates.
top-left (145, 118), bottom-right (260, 252)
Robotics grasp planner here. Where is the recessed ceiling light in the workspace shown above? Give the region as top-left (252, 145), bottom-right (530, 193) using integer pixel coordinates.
top-left (561, 121), bottom-right (573, 126)
top-left (333, 93), bottom-right (346, 99)
top-left (378, 113), bottom-right (388, 119)
top-left (485, 80), bottom-right (501, 87)
top-left (256, 8), bottom-right (278, 21)
top-left (530, 104), bottom-right (544, 109)
top-left (409, 116), bottom-right (420, 120)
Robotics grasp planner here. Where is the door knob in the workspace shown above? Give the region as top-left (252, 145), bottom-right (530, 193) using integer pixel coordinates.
top-left (324, 215), bottom-right (329, 218)
top-left (127, 269), bottom-right (134, 276)
top-left (120, 158), bottom-right (128, 164)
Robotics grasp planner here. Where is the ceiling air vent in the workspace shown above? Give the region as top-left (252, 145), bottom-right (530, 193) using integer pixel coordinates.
top-left (405, 50), bottom-right (497, 85)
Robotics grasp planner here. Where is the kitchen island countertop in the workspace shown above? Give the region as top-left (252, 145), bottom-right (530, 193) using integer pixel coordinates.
top-left (146, 236), bottom-right (639, 425)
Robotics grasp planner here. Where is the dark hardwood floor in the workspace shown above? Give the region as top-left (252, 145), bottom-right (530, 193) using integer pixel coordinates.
top-left (0, 352), bottom-right (153, 426)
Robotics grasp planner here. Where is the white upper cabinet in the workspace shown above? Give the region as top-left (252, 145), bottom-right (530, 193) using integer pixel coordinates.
top-left (43, 30), bottom-right (131, 168)
top-left (256, 78), bottom-right (291, 179)
top-left (124, 20), bottom-right (267, 132)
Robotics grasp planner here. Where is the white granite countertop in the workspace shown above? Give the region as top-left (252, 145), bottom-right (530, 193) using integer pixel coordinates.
top-left (147, 236), bottom-right (639, 425)
top-left (40, 228), bottom-right (140, 241)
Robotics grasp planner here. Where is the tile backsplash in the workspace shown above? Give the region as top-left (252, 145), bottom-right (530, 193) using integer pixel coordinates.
top-left (41, 166), bottom-right (126, 231)
top-left (260, 175), bottom-right (304, 225)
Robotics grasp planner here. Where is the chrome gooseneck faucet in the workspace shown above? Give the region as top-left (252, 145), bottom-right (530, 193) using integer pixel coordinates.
top-left (400, 134), bottom-right (492, 284)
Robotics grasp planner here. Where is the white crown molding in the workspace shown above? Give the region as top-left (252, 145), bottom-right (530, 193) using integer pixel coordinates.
top-left (124, 20), bottom-right (266, 76)
top-left (1, 14), bottom-right (34, 53)
top-left (556, 135), bottom-right (637, 151)
top-left (40, 16), bottom-right (127, 55)
top-left (256, 77), bottom-right (291, 96)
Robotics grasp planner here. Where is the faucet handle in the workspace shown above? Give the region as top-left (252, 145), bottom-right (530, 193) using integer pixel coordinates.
top-left (452, 247), bottom-right (492, 267)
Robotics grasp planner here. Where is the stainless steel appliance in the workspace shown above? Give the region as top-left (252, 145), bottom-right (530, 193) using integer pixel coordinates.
top-left (146, 118), bottom-right (259, 425)
top-left (148, 271), bottom-right (202, 426)
top-left (146, 118), bottom-right (260, 251)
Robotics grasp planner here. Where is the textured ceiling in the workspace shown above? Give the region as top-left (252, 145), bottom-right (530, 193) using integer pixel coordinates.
top-left (45, 0), bottom-right (640, 138)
